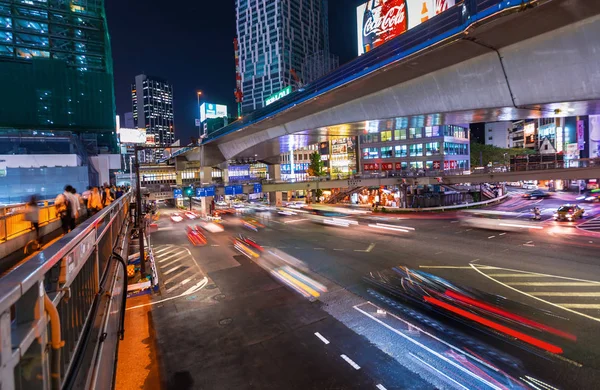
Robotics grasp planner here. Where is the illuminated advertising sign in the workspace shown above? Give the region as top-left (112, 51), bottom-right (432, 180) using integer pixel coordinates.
top-left (146, 134), bottom-right (156, 145)
top-left (118, 128), bottom-right (147, 144)
top-left (196, 186), bottom-right (216, 197)
top-left (200, 103), bottom-right (228, 122)
top-left (265, 86), bottom-right (292, 106)
top-left (589, 115), bottom-right (600, 157)
top-left (356, 0), bottom-right (456, 55)
top-left (577, 119), bottom-right (586, 151)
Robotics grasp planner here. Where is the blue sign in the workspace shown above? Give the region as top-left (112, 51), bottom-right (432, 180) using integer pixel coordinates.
top-left (253, 183), bottom-right (262, 194)
top-left (225, 185), bottom-right (243, 196)
top-left (173, 188), bottom-right (183, 199)
top-left (196, 186), bottom-right (216, 197)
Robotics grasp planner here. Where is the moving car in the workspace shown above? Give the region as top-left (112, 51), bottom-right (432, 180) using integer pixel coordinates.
top-left (522, 189), bottom-right (550, 199)
top-left (185, 211), bottom-right (198, 219)
top-left (554, 204), bottom-right (584, 221)
top-left (170, 213), bottom-right (183, 223)
top-left (576, 190), bottom-right (600, 203)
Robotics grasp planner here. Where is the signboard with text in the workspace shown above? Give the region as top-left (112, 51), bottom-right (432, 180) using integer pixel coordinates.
top-left (200, 103), bottom-right (228, 122)
top-left (265, 86), bottom-right (292, 106)
top-left (357, 0), bottom-right (456, 55)
top-left (118, 128), bottom-right (146, 144)
top-left (253, 183), bottom-right (262, 194)
top-left (225, 185), bottom-right (243, 196)
top-left (196, 186), bottom-right (216, 197)
top-left (173, 188), bottom-right (182, 199)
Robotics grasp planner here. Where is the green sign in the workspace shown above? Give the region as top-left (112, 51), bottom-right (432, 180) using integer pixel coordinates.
top-left (265, 86), bottom-right (292, 106)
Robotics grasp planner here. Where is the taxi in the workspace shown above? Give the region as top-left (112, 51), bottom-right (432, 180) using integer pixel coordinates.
top-left (553, 204), bottom-right (584, 221)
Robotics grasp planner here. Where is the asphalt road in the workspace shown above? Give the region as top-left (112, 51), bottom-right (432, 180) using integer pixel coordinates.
top-left (142, 194), bottom-right (600, 390)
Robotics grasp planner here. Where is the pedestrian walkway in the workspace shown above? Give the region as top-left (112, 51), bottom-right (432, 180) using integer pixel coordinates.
top-left (577, 216), bottom-right (600, 233)
top-left (472, 264), bottom-right (600, 323)
top-left (153, 244), bottom-right (206, 295)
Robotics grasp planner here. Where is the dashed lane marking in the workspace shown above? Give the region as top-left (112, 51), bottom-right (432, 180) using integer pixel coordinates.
top-left (376, 385), bottom-right (388, 390)
top-left (340, 354), bottom-right (361, 370)
top-left (314, 332), bottom-right (330, 345)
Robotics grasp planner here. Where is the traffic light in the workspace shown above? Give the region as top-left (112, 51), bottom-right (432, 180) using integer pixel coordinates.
top-left (184, 187), bottom-right (194, 197)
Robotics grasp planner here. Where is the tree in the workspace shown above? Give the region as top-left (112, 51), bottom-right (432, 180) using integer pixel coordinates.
top-left (470, 143), bottom-right (536, 168)
top-left (307, 151), bottom-right (324, 177)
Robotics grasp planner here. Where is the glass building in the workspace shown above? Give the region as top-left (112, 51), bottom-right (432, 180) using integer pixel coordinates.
top-left (131, 74), bottom-right (174, 160)
top-left (0, 0), bottom-right (117, 152)
top-left (360, 119), bottom-right (470, 173)
top-left (235, 0), bottom-right (329, 114)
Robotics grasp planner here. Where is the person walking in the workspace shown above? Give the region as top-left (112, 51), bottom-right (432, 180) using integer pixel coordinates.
top-left (25, 195), bottom-right (40, 245)
top-left (82, 186), bottom-right (91, 215)
top-left (87, 187), bottom-right (103, 215)
top-left (101, 185), bottom-right (113, 208)
top-left (70, 187), bottom-right (84, 225)
top-left (115, 186), bottom-right (124, 199)
top-left (55, 185), bottom-right (74, 235)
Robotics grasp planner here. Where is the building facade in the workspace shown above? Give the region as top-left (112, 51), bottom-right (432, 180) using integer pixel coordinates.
top-left (132, 74), bottom-right (174, 159)
top-left (484, 121), bottom-right (513, 148)
top-left (0, 0), bottom-right (117, 153)
top-left (359, 119), bottom-right (470, 173)
top-left (235, 0), bottom-right (329, 113)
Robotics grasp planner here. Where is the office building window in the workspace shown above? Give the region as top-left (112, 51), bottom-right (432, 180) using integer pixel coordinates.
top-left (394, 129), bottom-right (407, 140)
top-left (410, 161), bottom-right (424, 169)
top-left (381, 130), bottom-right (392, 142)
top-left (425, 142), bottom-right (440, 156)
top-left (410, 128), bottom-right (422, 139)
top-left (409, 143), bottom-right (423, 157)
top-left (363, 147), bottom-right (379, 159)
top-left (394, 145), bottom-right (407, 157)
top-left (380, 146), bottom-right (393, 158)
top-left (425, 126), bottom-right (440, 137)
top-left (444, 142), bottom-right (468, 155)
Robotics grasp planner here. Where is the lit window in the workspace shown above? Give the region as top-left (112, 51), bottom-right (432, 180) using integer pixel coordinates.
top-left (380, 146), bottom-right (393, 158)
top-left (380, 131), bottom-right (392, 142)
top-left (394, 145), bottom-right (407, 157)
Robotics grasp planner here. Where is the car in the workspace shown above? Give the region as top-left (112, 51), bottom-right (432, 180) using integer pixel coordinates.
top-left (170, 213), bottom-right (183, 223)
top-left (554, 204), bottom-right (584, 221)
top-left (522, 190), bottom-right (550, 199)
top-left (185, 211), bottom-right (198, 219)
top-left (576, 191), bottom-right (600, 203)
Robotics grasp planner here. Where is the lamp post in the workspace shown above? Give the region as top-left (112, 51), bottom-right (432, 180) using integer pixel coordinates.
top-left (197, 91), bottom-right (203, 140)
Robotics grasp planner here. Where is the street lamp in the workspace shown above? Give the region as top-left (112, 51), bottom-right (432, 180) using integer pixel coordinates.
top-left (197, 91), bottom-right (203, 140)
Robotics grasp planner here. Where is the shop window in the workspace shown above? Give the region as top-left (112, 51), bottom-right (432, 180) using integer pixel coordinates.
top-left (394, 145), bottom-right (407, 157)
top-left (394, 129), bottom-right (407, 140)
top-left (409, 143), bottom-right (423, 157)
top-left (363, 147), bottom-right (379, 159)
top-left (409, 128), bottom-right (422, 139)
top-left (380, 146), bottom-right (393, 158)
top-left (425, 161), bottom-right (434, 169)
top-left (410, 161), bottom-right (424, 169)
top-left (381, 130), bottom-right (392, 142)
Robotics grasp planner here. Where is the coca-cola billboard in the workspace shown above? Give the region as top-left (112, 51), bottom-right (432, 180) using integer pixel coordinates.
top-left (357, 0), bottom-right (456, 55)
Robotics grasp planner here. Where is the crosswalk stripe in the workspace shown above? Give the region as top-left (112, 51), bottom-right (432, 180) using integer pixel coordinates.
top-left (559, 304), bottom-right (600, 309)
top-left (157, 251), bottom-right (188, 263)
top-left (163, 269), bottom-right (189, 285)
top-left (507, 282), bottom-right (600, 287)
top-left (160, 258), bottom-right (183, 269)
top-left (165, 277), bottom-right (193, 293)
top-left (164, 264), bottom-right (185, 275)
top-left (531, 292), bottom-right (600, 297)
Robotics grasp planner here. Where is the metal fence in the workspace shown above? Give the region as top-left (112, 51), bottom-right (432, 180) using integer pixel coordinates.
top-left (0, 193), bottom-right (131, 390)
top-left (0, 200), bottom-right (59, 243)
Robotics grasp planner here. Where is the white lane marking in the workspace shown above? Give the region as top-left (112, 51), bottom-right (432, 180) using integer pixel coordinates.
top-left (523, 244), bottom-right (535, 247)
top-left (165, 277), bottom-right (193, 293)
top-left (470, 264), bottom-right (600, 323)
top-left (368, 224), bottom-right (411, 233)
top-left (526, 241), bottom-right (534, 244)
top-left (525, 375), bottom-right (561, 390)
top-left (354, 305), bottom-right (502, 390)
top-left (211, 244), bottom-right (220, 247)
top-left (340, 354), bottom-right (360, 370)
top-left (409, 353), bottom-right (469, 390)
top-left (153, 246), bottom-right (176, 254)
top-left (499, 233), bottom-right (507, 236)
top-left (163, 264), bottom-right (185, 275)
top-left (499, 223), bottom-right (543, 230)
top-left (465, 229), bottom-right (473, 232)
top-left (488, 236), bottom-right (496, 239)
top-left (450, 220), bottom-right (459, 223)
top-left (531, 292), bottom-right (600, 297)
top-left (506, 282), bottom-right (600, 287)
top-left (487, 273), bottom-right (549, 278)
top-left (127, 277), bottom-right (208, 310)
top-left (284, 218), bottom-right (309, 224)
top-left (355, 243), bottom-right (376, 252)
top-left (314, 332), bottom-right (330, 345)
top-left (157, 251), bottom-right (187, 263)
top-left (314, 248), bottom-right (325, 250)
top-left (559, 304), bottom-right (600, 309)
top-left (333, 248), bottom-right (344, 251)
top-left (160, 258), bottom-right (183, 269)
top-left (376, 385), bottom-right (388, 390)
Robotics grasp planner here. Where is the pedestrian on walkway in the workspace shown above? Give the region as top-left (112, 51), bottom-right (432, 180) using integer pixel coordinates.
top-left (70, 187), bottom-right (84, 224)
top-left (25, 195), bottom-right (40, 245)
top-left (87, 187), bottom-right (103, 215)
top-left (55, 185), bottom-right (75, 235)
top-left (82, 186), bottom-right (91, 215)
top-left (102, 185), bottom-right (113, 207)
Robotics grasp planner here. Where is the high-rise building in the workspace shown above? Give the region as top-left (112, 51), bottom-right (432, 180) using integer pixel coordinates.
top-left (131, 74), bottom-right (174, 159)
top-left (0, 0), bottom-right (117, 153)
top-left (236, 0), bottom-right (329, 114)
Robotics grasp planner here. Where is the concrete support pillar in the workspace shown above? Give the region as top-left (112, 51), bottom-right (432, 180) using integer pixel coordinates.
top-left (199, 196), bottom-right (214, 217)
top-left (268, 164), bottom-right (281, 181)
top-left (269, 191), bottom-right (283, 207)
top-left (199, 167), bottom-right (212, 185)
top-left (222, 168), bottom-right (229, 184)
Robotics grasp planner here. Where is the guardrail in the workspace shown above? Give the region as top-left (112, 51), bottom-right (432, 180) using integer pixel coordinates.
top-left (393, 193), bottom-right (509, 212)
top-left (0, 193), bottom-right (132, 390)
top-left (0, 200), bottom-right (58, 243)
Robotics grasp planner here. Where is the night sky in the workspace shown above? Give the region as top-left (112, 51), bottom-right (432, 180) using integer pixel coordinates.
top-left (106, 0), bottom-right (365, 144)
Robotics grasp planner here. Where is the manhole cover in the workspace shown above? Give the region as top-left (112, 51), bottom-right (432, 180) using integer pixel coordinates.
top-left (205, 284), bottom-right (217, 290)
top-left (212, 294), bottom-right (226, 301)
top-left (219, 318), bottom-right (233, 326)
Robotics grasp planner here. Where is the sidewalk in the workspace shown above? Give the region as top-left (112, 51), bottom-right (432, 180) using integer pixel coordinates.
top-left (115, 294), bottom-right (162, 390)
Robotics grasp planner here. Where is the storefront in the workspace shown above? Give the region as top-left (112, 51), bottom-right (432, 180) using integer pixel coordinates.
top-left (329, 137), bottom-right (358, 178)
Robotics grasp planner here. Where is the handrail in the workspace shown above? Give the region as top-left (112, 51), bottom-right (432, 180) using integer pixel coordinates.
top-left (0, 192), bottom-right (132, 390)
top-left (0, 199), bottom-right (59, 243)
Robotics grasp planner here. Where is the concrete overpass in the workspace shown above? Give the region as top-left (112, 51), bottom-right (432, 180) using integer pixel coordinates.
top-left (179, 0), bottom-right (600, 166)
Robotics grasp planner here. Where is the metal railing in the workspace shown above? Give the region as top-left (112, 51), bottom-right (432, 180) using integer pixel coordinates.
top-left (0, 193), bottom-right (132, 390)
top-left (0, 200), bottom-right (59, 243)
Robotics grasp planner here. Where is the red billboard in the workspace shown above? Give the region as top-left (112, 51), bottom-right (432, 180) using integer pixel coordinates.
top-left (357, 0), bottom-right (456, 55)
